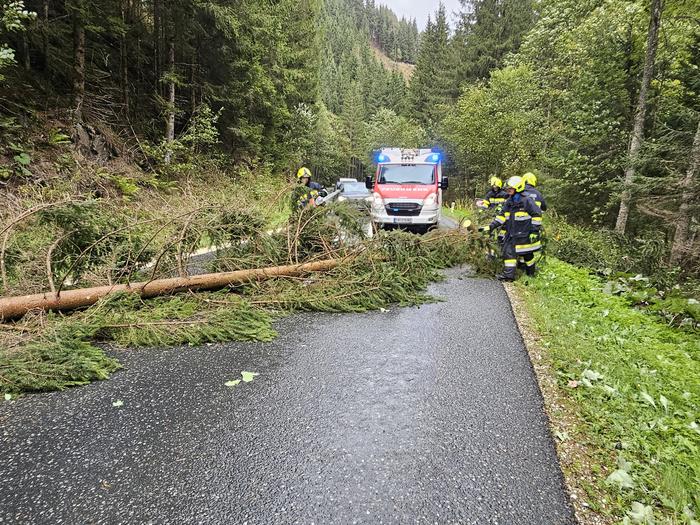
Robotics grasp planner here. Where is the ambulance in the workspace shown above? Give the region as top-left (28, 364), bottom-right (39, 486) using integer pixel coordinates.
top-left (365, 148), bottom-right (449, 232)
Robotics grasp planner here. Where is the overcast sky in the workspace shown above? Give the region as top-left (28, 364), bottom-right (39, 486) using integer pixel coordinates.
top-left (381, 0), bottom-right (462, 29)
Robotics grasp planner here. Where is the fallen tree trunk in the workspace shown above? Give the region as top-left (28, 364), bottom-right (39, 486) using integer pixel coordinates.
top-left (0, 258), bottom-right (342, 321)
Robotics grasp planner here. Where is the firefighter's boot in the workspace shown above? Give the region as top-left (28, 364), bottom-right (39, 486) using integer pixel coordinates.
top-left (497, 259), bottom-right (517, 281)
top-left (524, 254), bottom-right (537, 277)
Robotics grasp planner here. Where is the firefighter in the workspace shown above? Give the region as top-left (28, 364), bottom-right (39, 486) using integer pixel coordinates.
top-left (296, 167), bottom-right (326, 209)
top-left (478, 176), bottom-right (508, 258)
top-left (520, 172), bottom-right (548, 269)
top-left (522, 172), bottom-right (548, 211)
top-left (481, 176), bottom-right (542, 281)
top-left (479, 176), bottom-right (508, 210)
top-left (297, 167), bottom-right (323, 192)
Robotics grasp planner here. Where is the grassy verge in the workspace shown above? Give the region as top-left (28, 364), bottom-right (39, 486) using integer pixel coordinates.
top-left (442, 204), bottom-right (477, 224)
top-left (516, 258), bottom-right (700, 524)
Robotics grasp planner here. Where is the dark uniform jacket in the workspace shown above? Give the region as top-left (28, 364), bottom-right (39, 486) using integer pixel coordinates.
top-left (484, 189), bottom-right (508, 209)
top-left (523, 184), bottom-right (547, 211)
top-left (489, 193), bottom-right (542, 253)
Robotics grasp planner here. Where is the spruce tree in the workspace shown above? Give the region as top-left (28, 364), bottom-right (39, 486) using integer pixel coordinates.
top-left (409, 5), bottom-right (452, 127)
top-left (454, 0), bottom-right (535, 84)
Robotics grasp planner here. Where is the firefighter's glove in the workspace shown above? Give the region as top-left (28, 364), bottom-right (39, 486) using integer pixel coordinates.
top-left (529, 233), bottom-right (539, 243)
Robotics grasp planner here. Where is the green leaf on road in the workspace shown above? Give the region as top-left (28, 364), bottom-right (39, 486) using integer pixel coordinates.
top-left (4, 393), bottom-right (12, 401)
top-left (241, 371), bottom-right (259, 383)
top-left (225, 380), bottom-right (241, 388)
top-left (112, 400), bottom-right (124, 407)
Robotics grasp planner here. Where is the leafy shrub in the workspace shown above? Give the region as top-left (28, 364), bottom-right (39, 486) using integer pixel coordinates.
top-left (109, 174), bottom-right (140, 198)
top-left (546, 214), bottom-right (631, 273)
top-left (603, 274), bottom-right (700, 332)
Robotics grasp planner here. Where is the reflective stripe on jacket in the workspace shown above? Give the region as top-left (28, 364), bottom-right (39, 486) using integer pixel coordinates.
top-left (484, 189), bottom-right (508, 209)
top-left (489, 194), bottom-right (542, 242)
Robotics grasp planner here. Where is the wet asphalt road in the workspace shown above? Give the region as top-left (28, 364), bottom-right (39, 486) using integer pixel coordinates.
top-left (0, 269), bottom-right (575, 525)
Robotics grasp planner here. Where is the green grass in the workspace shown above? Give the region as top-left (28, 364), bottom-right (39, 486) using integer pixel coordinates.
top-left (442, 204), bottom-right (476, 223)
top-left (518, 259), bottom-right (700, 524)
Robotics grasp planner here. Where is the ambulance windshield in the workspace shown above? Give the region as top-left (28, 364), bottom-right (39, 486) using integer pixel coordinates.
top-left (378, 165), bottom-right (435, 185)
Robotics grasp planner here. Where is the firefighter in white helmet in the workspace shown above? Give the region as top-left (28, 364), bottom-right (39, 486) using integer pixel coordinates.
top-left (480, 176), bottom-right (543, 281)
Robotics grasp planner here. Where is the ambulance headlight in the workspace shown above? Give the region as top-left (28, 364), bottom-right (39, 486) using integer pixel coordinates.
top-left (372, 193), bottom-right (384, 208)
top-left (423, 193), bottom-right (438, 207)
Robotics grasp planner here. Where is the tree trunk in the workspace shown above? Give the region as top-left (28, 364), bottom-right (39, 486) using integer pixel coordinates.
top-left (42, 0), bottom-right (49, 72)
top-left (21, 34), bottom-right (31, 71)
top-left (615, 0), bottom-right (663, 234)
top-left (190, 45), bottom-right (198, 115)
top-left (164, 36), bottom-right (176, 164)
top-left (153, 0), bottom-right (161, 96)
top-left (71, 0), bottom-right (86, 123)
top-left (0, 259), bottom-right (342, 321)
top-left (670, 119), bottom-right (700, 265)
top-left (120, 0), bottom-right (129, 113)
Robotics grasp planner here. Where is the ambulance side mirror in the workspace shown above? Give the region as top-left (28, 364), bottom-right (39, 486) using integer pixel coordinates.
top-left (440, 177), bottom-right (449, 190)
top-left (365, 176), bottom-right (373, 190)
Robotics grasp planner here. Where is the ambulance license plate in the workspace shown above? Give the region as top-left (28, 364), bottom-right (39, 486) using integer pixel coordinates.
top-left (394, 218), bottom-right (412, 224)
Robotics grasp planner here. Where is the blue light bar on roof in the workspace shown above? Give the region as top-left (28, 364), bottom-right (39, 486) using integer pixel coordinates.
top-left (428, 153), bottom-right (441, 163)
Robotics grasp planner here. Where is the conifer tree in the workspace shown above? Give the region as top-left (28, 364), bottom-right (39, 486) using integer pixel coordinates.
top-left (409, 5), bottom-right (451, 127)
top-left (454, 0), bottom-right (535, 85)
top-left (341, 80), bottom-right (366, 156)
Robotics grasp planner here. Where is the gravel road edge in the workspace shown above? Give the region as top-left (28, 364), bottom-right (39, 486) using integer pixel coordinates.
top-left (503, 282), bottom-right (614, 525)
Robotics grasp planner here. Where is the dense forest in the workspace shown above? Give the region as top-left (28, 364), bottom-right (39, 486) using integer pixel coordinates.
top-left (1, 0), bottom-right (699, 268)
top-left (0, 0), bottom-right (417, 178)
top-left (430, 0), bottom-right (699, 269)
top-left (365, 1), bottom-right (421, 63)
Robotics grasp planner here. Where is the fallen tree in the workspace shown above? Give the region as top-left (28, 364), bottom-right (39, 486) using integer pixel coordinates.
top-left (1, 227), bottom-right (493, 394)
top-left (0, 258), bottom-right (341, 321)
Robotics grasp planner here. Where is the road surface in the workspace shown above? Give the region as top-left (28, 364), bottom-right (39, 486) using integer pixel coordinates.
top-left (0, 268), bottom-right (575, 524)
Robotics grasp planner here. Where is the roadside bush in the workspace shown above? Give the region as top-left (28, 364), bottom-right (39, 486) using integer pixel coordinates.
top-left (546, 214), bottom-right (631, 273)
